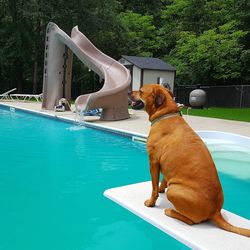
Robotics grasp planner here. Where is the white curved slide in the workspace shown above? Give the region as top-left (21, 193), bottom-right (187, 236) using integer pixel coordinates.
top-left (42, 22), bottom-right (131, 120)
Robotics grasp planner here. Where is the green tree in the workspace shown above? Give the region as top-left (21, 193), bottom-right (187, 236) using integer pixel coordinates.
top-left (0, 0), bottom-right (249, 94)
top-left (160, 0), bottom-right (250, 85)
top-left (118, 11), bottom-right (158, 56)
top-left (0, 0), bottom-right (122, 94)
top-left (168, 22), bottom-right (247, 85)
top-left (119, 0), bottom-right (170, 17)
top-left (0, 0), bottom-right (35, 92)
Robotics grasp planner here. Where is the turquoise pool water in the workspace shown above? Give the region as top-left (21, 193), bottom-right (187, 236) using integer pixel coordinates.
top-left (0, 107), bottom-right (249, 250)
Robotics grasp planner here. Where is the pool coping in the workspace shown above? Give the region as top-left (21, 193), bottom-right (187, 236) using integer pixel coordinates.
top-left (1, 103), bottom-right (250, 144)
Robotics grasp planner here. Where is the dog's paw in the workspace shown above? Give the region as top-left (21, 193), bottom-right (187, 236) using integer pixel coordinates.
top-left (144, 199), bottom-right (155, 207)
top-left (164, 208), bottom-right (172, 216)
top-left (158, 187), bottom-right (165, 193)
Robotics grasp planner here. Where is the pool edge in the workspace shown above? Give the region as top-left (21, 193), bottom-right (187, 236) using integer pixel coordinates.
top-left (1, 103), bottom-right (250, 144)
top-left (0, 103), bottom-right (148, 139)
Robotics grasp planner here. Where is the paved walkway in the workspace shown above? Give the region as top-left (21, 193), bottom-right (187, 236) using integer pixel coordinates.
top-left (1, 101), bottom-right (250, 137)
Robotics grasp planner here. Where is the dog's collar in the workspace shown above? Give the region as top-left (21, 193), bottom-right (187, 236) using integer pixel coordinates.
top-left (151, 112), bottom-right (182, 126)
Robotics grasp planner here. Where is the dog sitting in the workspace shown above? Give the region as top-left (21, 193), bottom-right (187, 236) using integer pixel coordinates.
top-left (129, 84), bottom-right (250, 237)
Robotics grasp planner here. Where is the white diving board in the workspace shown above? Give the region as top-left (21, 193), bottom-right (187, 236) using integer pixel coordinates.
top-left (104, 181), bottom-right (250, 250)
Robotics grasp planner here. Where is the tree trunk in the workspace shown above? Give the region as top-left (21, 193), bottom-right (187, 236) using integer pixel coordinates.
top-left (32, 2), bottom-right (42, 94)
top-left (15, 59), bottom-right (23, 93)
top-left (32, 60), bottom-right (38, 94)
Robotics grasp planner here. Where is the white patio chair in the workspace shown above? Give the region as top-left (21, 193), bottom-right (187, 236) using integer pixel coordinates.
top-left (26, 93), bottom-right (43, 102)
top-left (10, 93), bottom-right (43, 102)
top-left (10, 93), bottom-right (29, 101)
top-left (0, 88), bottom-right (17, 100)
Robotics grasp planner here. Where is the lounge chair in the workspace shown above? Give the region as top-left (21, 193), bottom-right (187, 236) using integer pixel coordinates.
top-left (10, 93), bottom-right (43, 102)
top-left (0, 88), bottom-right (17, 100)
top-left (27, 93), bottom-right (43, 102)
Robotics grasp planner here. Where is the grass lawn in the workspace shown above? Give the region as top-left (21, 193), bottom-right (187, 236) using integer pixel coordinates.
top-left (180, 107), bottom-right (250, 122)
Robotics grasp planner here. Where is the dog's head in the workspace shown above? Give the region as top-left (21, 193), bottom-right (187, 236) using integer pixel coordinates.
top-left (129, 84), bottom-right (179, 121)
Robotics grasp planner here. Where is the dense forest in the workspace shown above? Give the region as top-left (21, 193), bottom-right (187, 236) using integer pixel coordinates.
top-left (0, 0), bottom-right (249, 96)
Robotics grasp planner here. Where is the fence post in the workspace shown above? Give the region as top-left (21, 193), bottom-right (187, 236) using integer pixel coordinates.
top-left (239, 85), bottom-right (243, 108)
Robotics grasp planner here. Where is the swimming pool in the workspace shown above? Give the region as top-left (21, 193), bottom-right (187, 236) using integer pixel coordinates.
top-left (0, 106), bottom-right (249, 250)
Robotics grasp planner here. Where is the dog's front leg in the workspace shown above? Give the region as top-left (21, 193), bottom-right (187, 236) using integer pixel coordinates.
top-left (144, 159), bottom-right (160, 207)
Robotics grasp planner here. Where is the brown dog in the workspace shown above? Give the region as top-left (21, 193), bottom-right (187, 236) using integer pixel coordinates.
top-left (130, 84), bottom-right (250, 237)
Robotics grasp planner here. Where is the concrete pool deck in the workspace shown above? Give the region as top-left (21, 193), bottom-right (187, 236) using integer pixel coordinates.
top-left (1, 101), bottom-right (250, 137)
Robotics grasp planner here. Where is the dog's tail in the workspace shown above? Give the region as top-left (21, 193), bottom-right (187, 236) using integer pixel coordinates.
top-left (211, 211), bottom-right (250, 237)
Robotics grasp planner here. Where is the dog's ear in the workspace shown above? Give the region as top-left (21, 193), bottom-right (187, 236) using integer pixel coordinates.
top-left (155, 90), bottom-right (166, 108)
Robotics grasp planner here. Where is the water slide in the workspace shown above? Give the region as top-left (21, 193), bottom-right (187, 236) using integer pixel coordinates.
top-left (42, 22), bottom-right (131, 120)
